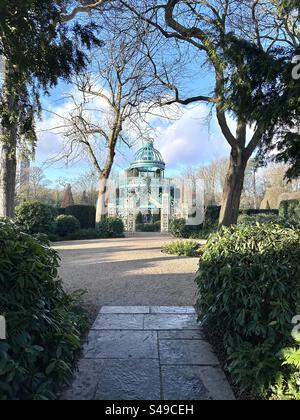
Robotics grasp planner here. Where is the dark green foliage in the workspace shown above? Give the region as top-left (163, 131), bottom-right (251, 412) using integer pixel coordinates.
top-left (0, 0), bottom-right (102, 153)
top-left (136, 212), bottom-right (144, 224)
top-left (162, 240), bottom-right (203, 257)
top-left (137, 222), bottom-right (161, 232)
top-left (15, 201), bottom-right (55, 234)
top-left (56, 208), bottom-right (66, 216)
top-left (0, 219), bottom-right (87, 400)
top-left (169, 219), bottom-right (198, 238)
top-left (55, 215), bottom-right (80, 237)
top-left (279, 200), bottom-right (300, 221)
top-left (204, 206), bottom-right (221, 227)
top-left (195, 224), bottom-right (300, 397)
top-left (239, 209), bottom-right (279, 216)
top-left (238, 213), bottom-right (282, 226)
top-left (97, 217), bottom-right (124, 238)
top-left (65, 205), bottom-right (96, 229)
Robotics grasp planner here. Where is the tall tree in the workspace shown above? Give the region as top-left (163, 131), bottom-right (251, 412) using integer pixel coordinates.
top-left (52, 22), bottom-right (164, 222)
top-left (0, 0), bottom-right (111, 217)
top-left (122, 0), bottom-right (299, 226)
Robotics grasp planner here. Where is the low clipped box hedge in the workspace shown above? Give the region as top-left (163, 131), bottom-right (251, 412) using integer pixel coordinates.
top-left (195, 224), bottom-right (300, 398)
top-left (65, 205), bottom-right (96, 229)
top-left (55, 215), bottom-right (80, 237)
top-left (0, 220), bottom-right (87, 400)
top-left (239, 209), bottom-right (279, 216)
top-left (15, 201), bottom-right (56, 234)
top-left (238, 213), bottom-right (282, 226)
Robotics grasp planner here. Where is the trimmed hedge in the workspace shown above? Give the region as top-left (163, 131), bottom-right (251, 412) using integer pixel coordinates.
top-left (0, 219), bottom-right (87, 400)
top-left (239, 209), bottom-right (279, 216)
top-left (65, 205), bottom-right (96, 229)
top-left (195, 224), bottom-right (300, 399)
top-left (279, 199), bottom-right (300, 221)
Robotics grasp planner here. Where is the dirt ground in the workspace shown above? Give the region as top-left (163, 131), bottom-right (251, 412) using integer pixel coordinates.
top-left (53, 233), bottom-right (200, 322)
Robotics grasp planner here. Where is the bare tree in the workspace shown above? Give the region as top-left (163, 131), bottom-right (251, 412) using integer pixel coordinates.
top-left (121, 0), bottom-right (299, 226)
top-left (52, 22), bottom-right (164, 222)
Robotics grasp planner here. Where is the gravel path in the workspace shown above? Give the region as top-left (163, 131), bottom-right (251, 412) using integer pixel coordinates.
top-left (53, 233), bottom-right (200, 323)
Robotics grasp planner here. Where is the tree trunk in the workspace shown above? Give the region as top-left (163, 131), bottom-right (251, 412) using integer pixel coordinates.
top-left (0, 142), bottom-right (17, 218)
top-left (95, 176), bottom-right (108, 224)
top-left (219, 148), bottom-right (247, 227)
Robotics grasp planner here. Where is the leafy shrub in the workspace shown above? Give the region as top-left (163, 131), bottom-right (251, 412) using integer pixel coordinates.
top-left (204, 205), bottom-right (221, 228)
top-left (56, 208), bottom-right (66, 216)
top-left (55, 215), bottom-right (80, 237)
top-left (271, 335), bottom-right (300, 400)
top-left (138, 223), bottom-right (161, 232)
top-left (195, 224), bottom-right (300, 397)
top-left (65, 205), bottom-right (96, 229)
top-left (15, 201), bottom-right (55, 234)
top-left (163, 240), bottom-right (203, 257)
top-left (239, 209), bottom-right (279, 216)
top-left (0, 220), bottom-right (87, 400)
top-left (136, 212), bottom-right (144, 224)
top-left (279, 199), bottom-right (300, 221)
top-left (238, 213), bottom-right (282, 225)
top-left (97, 217), bottom-right (124, 238)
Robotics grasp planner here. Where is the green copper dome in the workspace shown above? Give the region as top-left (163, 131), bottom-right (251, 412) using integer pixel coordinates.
top-left (129, 141), bottom-right (165, 172)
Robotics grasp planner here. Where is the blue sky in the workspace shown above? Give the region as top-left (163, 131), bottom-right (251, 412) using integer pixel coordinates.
top-left (35, 63), bottom-right (232, 183)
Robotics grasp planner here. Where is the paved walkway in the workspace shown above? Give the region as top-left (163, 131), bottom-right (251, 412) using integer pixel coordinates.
top-left (63, 306), bottom-right (235, 401)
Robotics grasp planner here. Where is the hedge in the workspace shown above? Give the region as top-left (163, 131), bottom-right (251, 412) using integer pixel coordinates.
top-left (279, 199), bottom-right (300, 221)
top-left (65, 205), bottom-right (96, 229)
top-left (239, 209), bottom-right (279, 216)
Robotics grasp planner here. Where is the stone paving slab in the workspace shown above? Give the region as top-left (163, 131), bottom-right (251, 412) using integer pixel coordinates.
top-left (92, 314), bottom-right (144, 330)
top-left (150, 306), bottom-right (196, 314)
top-left (100, 306), bottom-right (150, 314)
top-left (63, 306), bottom-right (235, 401)
top-left (158, 330), bottom-right (204, 340)
top-left (159, 339), bottom-right (219, 365)
top-left (83, 330), bottom-right (158, 359)
top-left (144, 314), bottom-right (199, 330)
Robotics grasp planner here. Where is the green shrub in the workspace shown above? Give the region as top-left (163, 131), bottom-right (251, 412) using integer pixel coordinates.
top-left (163, 240), bottom-right (203, 257)
top-left (0, 220), bottom-right (87, 400)
top-left (55, 215), bottom-right (80, 237)
top-left (15, 201), bottom-right (55, 234)
top-left (97, 217), bottom-right (124, 238)
top-left (204, 205), bottom-right (221, 228)
top-left (140, 223), bottom-right (161, 232)
top-left (279, 200), bottom-right (300, 221)
top-left (239, 209), bottom-right (279, 216)
top-left (238, 213), bottom-right (282, 225)
top-left (195, 224), bottom-right (300, 397)
top-left (271, 335), bottom-right (300, 400)
top-left (65, 205), bottom-right (96, 229)
top-left (136, 212), bottom-right (144, 224)
top-left (56, 208), bottom-right (66, 216)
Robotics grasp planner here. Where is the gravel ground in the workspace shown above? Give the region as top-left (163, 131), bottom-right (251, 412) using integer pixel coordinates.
top-left (53, 233), bottom-right (201, 323)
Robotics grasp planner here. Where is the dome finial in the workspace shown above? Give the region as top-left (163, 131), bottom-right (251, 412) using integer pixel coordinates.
top-left (143, 137), bottom-right (154, 147)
